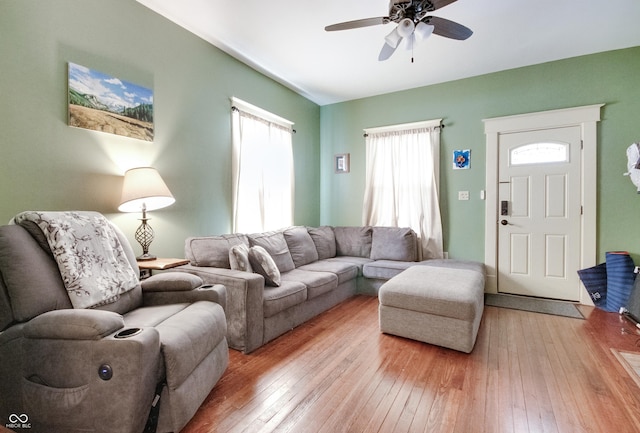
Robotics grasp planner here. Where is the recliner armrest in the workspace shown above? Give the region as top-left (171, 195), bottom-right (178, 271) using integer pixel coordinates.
top-left (23, 309), bottom-right (124, 340)
top-left (141, 271), bottom-right (226, 309)
top-left (140, 271), bottom-right (203, 292)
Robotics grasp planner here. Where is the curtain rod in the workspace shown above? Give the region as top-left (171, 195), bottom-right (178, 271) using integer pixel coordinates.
top-left (231, 105), bottom-right (296, 134)
top-left (363, 122), bottom-right (445, 138)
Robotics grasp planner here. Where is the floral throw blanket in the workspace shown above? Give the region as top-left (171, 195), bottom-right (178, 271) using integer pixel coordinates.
top-left (14, 211), bottom-right (138, 309)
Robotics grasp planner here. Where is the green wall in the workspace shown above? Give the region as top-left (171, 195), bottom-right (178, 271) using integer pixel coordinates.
top-left (0, 0), bottom-right (321, 257)
top-left (320, 47), bottom-right (640, 263)
top-left (2, 0), bottom-right (639, 265)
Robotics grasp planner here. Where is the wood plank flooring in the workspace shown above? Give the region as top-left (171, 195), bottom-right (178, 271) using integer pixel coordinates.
top-left (183, 295), bottom-right (640, 433)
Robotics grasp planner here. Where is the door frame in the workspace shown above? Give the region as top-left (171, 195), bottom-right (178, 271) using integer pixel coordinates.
top-left (483, 104), bottom-right (604, 304)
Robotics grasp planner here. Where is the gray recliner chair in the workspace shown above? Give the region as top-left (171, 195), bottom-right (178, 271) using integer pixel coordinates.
top-left (0, 212), bottom-right (228, 433)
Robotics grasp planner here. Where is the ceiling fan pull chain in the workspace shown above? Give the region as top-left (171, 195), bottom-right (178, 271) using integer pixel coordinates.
top-left (411, 35), bottom-right (415, 63)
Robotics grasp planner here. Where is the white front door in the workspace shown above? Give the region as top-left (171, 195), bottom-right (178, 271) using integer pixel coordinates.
top-left (497, 126), bottom-right (582, 301)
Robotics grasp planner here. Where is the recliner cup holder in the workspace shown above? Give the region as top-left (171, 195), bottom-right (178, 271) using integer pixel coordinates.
top-left (114, 328), bottom-right (142, 339)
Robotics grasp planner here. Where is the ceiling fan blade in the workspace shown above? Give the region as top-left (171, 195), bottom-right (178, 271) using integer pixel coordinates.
top-left (427, 16), bottom-right (473, 40)
top-left (378, 40), bottom-right (401, 61)
top-left (429, 0), bottom-right (459, 12)
top-left (325, 17), bottom-right (389, 31)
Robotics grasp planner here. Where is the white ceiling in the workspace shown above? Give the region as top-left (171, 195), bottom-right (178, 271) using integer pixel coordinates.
top-left (136, 0), bottom-right (640, 106)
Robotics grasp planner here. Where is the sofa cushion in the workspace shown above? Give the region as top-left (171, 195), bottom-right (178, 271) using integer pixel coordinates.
top-left (229, 244), bottom-right (253, 273)
top-left (0, 225), bottom-right (71, 323)
top-left (334, 226), bottom-right (373, 258)
top-left (248, 231), bottom-right (295, 273)
top-left (298, 260), bottom-right (358, 285)
top-left (283, 227), bottom-right (319, 267)
top-left (123, 303), bottom-right (191, 327)
top-left (263, 281), bottom-right (307, 318)
top-left (326, 256), bottom-right (374, 277)
top-left (248, 246), bottom-right (281, 287)
top-left (185, 234), bottom-right (249, 268)
top-left (307, 226), bottom-right (336, 260)
top-left (363, 260), bottom-right (416, 280)
top-left (370, 227), bottom-right (418, 261)
top-left (152, 301), bottom-right (227, 389)
top-left (281, 269), bottom-right (338, 299)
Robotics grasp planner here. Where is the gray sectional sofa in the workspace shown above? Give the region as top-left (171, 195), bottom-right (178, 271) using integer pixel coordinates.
top-left (176, 225), bottom-right (479, 354)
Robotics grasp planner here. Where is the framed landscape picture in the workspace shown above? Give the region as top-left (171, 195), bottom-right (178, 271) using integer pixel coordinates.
top-left (68, 62), bottom-right (154, 141)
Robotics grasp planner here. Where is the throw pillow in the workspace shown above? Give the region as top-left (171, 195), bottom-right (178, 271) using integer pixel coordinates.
top-left (229, 243), bottom-right (253, 273)
top-left (248, 246), bottom-right (281, 286)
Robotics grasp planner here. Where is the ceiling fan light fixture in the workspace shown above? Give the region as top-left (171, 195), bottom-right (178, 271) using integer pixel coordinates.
top-left (414, 22), bottom-right (434, 40)
top-left (402, 33), bottom-right (416, 51)
top-left (396, 18), bottom-right (415, 38)
top-left (384, 27), bottom-right (403, 48)
top-left (325, 0), bottom-right (472, 61)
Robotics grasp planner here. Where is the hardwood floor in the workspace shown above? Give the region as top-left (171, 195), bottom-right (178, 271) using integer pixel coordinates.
top-left (183, 295), bottom-right (640, 433)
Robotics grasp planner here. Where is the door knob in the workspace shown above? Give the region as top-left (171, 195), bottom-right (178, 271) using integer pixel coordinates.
top-left (500, 219), bottom-right (509, 226)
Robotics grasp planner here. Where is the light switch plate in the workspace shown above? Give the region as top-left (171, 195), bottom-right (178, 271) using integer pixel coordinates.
top-left (458, 191), bottom-right (470, 200)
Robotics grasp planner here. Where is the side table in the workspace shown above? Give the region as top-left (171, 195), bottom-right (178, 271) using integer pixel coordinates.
top-left (137, 258), bottom-right (190, 280)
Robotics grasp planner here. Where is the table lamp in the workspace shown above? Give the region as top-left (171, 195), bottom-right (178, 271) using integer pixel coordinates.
top-left (118, 167), bottom-right (175, 260)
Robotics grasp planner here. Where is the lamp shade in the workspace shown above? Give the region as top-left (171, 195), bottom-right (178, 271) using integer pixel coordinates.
top-left (118, 167), bottom-right (175, 213)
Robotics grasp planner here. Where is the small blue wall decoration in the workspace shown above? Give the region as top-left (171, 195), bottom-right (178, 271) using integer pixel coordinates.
top-left (453, 149), bottom-right (471, 170)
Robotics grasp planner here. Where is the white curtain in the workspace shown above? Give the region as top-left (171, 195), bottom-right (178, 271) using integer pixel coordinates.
top-left (232, 109), bottom-right (294, 233)
top-left (363, 126), bottom-right (443, 259)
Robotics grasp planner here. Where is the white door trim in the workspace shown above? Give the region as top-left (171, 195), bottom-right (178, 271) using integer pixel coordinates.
top-left (483, 104), bottom-right (604, 304)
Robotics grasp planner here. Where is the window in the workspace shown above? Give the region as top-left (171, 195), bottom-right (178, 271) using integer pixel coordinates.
top-left (231, 98), bottom-right (294, 233)
top-left (363, 119), bottom-right (444, 259)
top-left (510, 142), bottom-right (568, 165)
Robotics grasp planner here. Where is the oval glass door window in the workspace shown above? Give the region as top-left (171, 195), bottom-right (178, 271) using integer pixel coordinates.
top-left (510, 142), bottom-right (568, 165)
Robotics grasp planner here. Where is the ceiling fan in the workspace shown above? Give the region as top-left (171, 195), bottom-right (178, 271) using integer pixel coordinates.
top-left (325, 0), bottom-right (472, 61)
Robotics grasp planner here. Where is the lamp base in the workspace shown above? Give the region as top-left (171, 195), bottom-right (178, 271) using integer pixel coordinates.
top-left (137, 253), bottom-right (157, 261)
top-left (134, 209), bottom-right (156, 262)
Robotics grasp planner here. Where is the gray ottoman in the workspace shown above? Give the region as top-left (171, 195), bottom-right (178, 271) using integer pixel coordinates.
top-left (378, 263), bottom-right (485, 353)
